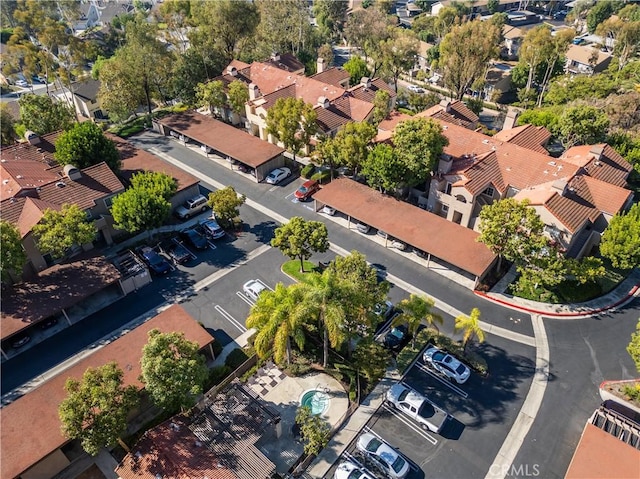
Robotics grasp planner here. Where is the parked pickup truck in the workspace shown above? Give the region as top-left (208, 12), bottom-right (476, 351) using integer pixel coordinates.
top-left (386, 382), bottom-right (449, 433)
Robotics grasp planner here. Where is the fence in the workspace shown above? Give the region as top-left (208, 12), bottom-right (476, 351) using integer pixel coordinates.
top-left (200, 354), bottom-right (258, 406)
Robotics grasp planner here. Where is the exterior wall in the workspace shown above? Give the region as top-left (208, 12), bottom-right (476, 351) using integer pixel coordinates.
top-left (532, 205), bottom-right (574, 249)
top-left (22, 233), bottom-right (48, 273)
top-left (171, 184), bottom-right (201, 211)
top-left (21, 448), bottom-right (70, 479)
top-left (255, 155), bottom-right (285, 182)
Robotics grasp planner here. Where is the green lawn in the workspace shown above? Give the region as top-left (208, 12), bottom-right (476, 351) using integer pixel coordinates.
top-left (281, 260), bottom-right (322, 283)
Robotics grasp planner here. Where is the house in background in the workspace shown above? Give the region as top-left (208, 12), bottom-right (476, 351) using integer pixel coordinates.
top-left (50, 79), bottom-right (106, 121)
top-left (502, 25), bottom-right (525, 59)
top-left (0, 132), bottom-right (125, 276)
top-left (417, 100), bottom-right (479, 130)
top-left (565, 44), bottom-right (613, 75)
top-left (430, 0), bottom-right (522, 17)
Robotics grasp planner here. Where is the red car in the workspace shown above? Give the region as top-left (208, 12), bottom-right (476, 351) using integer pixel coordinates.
top-left (294, 180), bottom-right (320, 201)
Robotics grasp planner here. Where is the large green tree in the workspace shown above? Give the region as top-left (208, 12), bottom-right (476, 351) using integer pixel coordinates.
top-left (392, 117), bottom-right (449, 186)
top-left (557, 104), bottom-right (610, 148)
top-left (373, 89), bottom-right (392, 124)
top-left (254, 0), bottom-right (315, 58)
top-left (0, 220), bottom-right (26, 282)
top-left (140, 329), bottom-right (209, 413)
top-left (54, 122), bottom-right (120, 171)
top-left (477, 198), bottom-right (547, 272)
top-left (587, 0), bottom-right (622, 33)
top-left (266, 97), bottom-right (317, 161)
top-left (227, 80), bottom-right (249, 117)
top-left (295, 405), bottom-right (331, 456)
top-left (271, 217), bottom-right (329, 272)
top-left (98, 55), bottom-right (144, 122)
top-left (362, 143), bottom-right (405, 193)
top-left (343, 56), bottom-right (371, 85)
top-left (439, 19), bottom-right (501, 100)
top-left (195, 80), bottom-right (227, 117)
top-left (600, 203), bottom-right (640, 270)
top-left (32, 204), bottom-right (96, 259)
top-left (207, 186), bottom-right (246, 229)
top-left (18, 94), bottom-right (74, 135)
top-left (58, 362), bottom-right (139, 456)
top-left (111, 188), bottom-right (171, 233)
top-left (246, 283), bottom-right (308, 365)
top-left (130, 171), bottom-right (177, 201)
top-left (628, 319), bottom-right (640, 372)
top-left (344, 7), bottom-right (396, 73)
top-left (379, 28), bottom-right (420, 92)
top-left (313, 0), bottom-right (348, 42)
top-left (1, 103), bottom-right (16, 146)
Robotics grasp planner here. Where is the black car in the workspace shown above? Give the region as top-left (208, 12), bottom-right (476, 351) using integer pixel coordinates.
top-left (138, 246), bottom-right (172, 275)
top-left (161, 239), bottom-right (192, 264)
top-left (383, 324), bottom-right (410, 352)
top-left (180, 228), bottom-right (208, 250)
top-left (39, 317), bottom-right (58, 330)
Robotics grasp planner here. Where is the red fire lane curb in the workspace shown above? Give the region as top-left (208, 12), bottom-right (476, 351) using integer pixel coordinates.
top-left (474, 284), bottom-right (640, 317)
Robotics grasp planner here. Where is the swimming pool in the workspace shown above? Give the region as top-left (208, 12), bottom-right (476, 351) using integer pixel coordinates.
top-left (299, 389), bottom-right (330, 415)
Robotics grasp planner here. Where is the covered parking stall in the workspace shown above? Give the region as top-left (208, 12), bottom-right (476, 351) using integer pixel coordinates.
top-left (313, 178), bottom-right (497, 288)
top-left (155, 111), bottom-right (285, 182)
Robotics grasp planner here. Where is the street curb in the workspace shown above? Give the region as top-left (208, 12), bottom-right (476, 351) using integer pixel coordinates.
top-left (474, 283), bottom-right (640, 318)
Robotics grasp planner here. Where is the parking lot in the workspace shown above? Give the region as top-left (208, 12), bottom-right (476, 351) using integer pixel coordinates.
top-left (326, 333), bottom-right (536, 479)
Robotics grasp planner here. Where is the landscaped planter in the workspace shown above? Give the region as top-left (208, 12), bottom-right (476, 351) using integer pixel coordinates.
top-left (599, 379), bottom-right (640, 415)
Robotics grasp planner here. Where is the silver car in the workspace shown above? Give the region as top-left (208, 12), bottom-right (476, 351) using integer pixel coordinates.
top-left (243, 279), bottom-right (267, 301)
top-left (423, 344), bottom-right (471, 384)
top-left (334, 460), bottom-right (375, 479)
top-left (356, 432), bottom-right (410, 479)
top-left (265, 167), bottom-right (291, 184)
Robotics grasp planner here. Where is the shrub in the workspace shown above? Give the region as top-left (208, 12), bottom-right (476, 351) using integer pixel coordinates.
top-left (623, 383), bottom-right (640, 402)
top-left (207, 365), bottom-right (230, 388)
top-left (301, 164), bottom-right (316, 179)
top-left (211, 340), bottom-right (223, 358)
top-left (224, 348), bottom-right (249, 370)
top-left (311, 169), bottom-right (332, 184)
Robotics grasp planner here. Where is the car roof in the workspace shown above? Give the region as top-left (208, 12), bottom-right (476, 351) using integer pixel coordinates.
top-left (389, 383), bottom-right (424, 406)
top-left (301, 179), bottom-right (317, 187)
top-left (244, 279), bottom-right (265, 291)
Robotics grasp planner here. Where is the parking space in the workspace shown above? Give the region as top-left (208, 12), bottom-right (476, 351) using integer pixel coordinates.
top-left (326, 333), bottom-right (536, 478)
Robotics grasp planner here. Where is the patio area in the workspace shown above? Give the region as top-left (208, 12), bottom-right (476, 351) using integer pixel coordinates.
top-left (246, 362), bottom-right (349, 474)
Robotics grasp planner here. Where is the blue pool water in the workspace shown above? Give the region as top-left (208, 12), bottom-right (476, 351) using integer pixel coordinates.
top-left (300, 390), bottom-right (330, 415)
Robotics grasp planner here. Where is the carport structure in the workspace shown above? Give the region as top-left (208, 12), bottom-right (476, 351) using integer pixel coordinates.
top-left (155, 111), bottom-right (285, 182)
top-left (313, 178), bottom-right (497, 288)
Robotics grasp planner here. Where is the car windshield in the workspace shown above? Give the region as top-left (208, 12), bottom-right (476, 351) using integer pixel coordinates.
top-left (391, 455), bottom-right (406, 473)
top-left (365, 437), bottom-right (382, 453)
top-left (298, 186), bottom-right (308, 193)
top-left (148, 254), bottom-right (163, 266)
top-left (398, 389), bottom-right (409, 401)
top-left (456, 364), bottom-right (467, 374)
top-left (347, 470), bottom-right (363, 479)
top-left (432, 351), bottom-right (446, 362)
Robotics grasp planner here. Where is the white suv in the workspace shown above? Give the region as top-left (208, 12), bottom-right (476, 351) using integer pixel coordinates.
top-left (175, 194), bottom-right (209, 219)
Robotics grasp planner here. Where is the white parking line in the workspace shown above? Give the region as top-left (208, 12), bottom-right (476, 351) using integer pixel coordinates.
top-left (381, 403), bottom-right (438, 446)
top-left (285, 192), bottom-right (295, 200)
top-left (414, 362), bottom-right (469, 399)
top-left (236, 291), bottom-right (255, 306)
top-left (206, 241), bottom-right (217, 250)
top-left (268, 185), bottom-right (279, 192)
top-left (214, 305), bottom-right (247, 332)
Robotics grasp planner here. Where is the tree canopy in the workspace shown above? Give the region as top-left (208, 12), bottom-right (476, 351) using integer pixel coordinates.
top-left (362, 143), bottom-right (404, 193)
top-left (58, 362), bottom-right (139, 456)
top-left (266, 97), bottom-right (317, 161)
top-left (628, 319), bottom-right (640, 373)
top-left (207, 186), bottom-right (246, 229)
top-left (343, 56), bottom-right (371, 85)
top-left (130, 171), bottom-right (177, 201)
top-left (454, 308), bottom-right (485, 352)
top-left (600, 203), bottom-right (640, 270)
top-left (392, 117), bottom-right (449, 186)
top-left (140, 329), bottom-right (209, 413)
top-left (195, 80), bottom-right (226, 116)
top-left (1, 103), bottom-right (16, 146)
top-left (32, 204), bottom-right (97, 259)
top-left (0, 220), bottom-right (26, 282)
top-left (271, 216), bottom-right (329, 271)
top-left (557, 104), bottom-right (610, 148)
top-left (54, 122), bottom-right (120, 171)
top-left (111, 187), bottom-right (171, 233)
top-left (18, 94), bottom-right (74, 135)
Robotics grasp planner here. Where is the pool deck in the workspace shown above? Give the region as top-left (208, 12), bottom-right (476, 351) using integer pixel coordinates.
top-left (246, 364), bottom-right (349, 474)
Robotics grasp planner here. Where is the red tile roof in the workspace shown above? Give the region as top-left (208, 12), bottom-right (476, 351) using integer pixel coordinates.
top-left (263, 52), bottom-right (305, 73)
top-left (494, 124), bottom-right (551, 154)
top-left (0, 305), bottom-right (214, 479)
top-left (108, 134), bottom-right (199, 192)
top-left (0, 255), bottom-right (121, 338)
top-left (315, 95), bottom-right (374, 132)
top-left (157, 111), bottom-right (284, 168)
top-left (347, 78), bottom-right (395, 104)
top-left (310, 67), bottom-right (351, 87)
top-left (313, 178), bottom-right (496, 277)
top-left (416, 101), bottom-right (478, 129)
top-left (562, 144), bottom-right (632, 187)
top-left (565, 423), bottom-right (640, 479)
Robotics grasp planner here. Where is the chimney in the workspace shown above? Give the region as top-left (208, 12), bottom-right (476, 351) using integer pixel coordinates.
top-left (360, 76), bottom-right (371, 89)
top-left (502, 107), bottom-right (521, 130)
top-left (63, 164), bottom-right (82, 181)
top-left (551, 179), bottom-right (568, 196)
top-left (25, 130), bottom-right (41, 145)
top-left (589, 145), bottom-right (605, 162)
top-left (317, 96), bottom-right (330, 109)
top-left (317, 57), bottom-right (325, 74)
top-left (248, 83), bottom-right (260, 100)
top-left (439, 99), bottom-right (451, 112)
top-left (227, 65), bottom-right (238, 77)
top-left (271, 52), bottom-right (281, 62)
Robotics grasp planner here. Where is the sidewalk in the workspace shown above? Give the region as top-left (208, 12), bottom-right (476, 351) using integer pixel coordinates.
top-left (478, 268), bottom-right (640, 317)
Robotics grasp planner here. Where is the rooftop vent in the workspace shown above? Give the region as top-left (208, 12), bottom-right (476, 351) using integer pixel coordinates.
top-left (56, 181), bottom-right (66, 188)
top-left (317, 96), bottom-right (330, 109)
top-left (24, 130), bottom-right (40, 145)
top-left (227, 65), bottom-right (238, 76)
top-left (548, 161), bottom-right (556, 166)
top-left (482, 139), bottom-right (490, 144)
top-left (360, 76), bottom-right (371, 89)
top-left (63, 164), bottom-right (81, 181)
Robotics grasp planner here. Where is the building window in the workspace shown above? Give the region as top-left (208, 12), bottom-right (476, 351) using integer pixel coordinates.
top-left (441, 204), bottom-right (449, 214)
top-left (445, 183), bottom-right (452, 195)
top-left (104, 196), bottom-right (115, 209)
top-left (483, 186), bottom-right (495, 197)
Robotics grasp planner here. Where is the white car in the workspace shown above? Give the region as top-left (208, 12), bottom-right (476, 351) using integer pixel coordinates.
top-left (356, 432), bottom-right (410, 479)
top-left (265, 167), bottom-right (291, 184)
top-left (243, 279), bottom-right (267, 301)
top-left (407, 85), bottom-right (424, 93)
top-left (423, 345), bottom-right (471, 384)
top-left (15, 79), bottom-right (29, 88)
top-left (322, 205), bottom-right (336, 216)
top-left (334, 461), bottom-right (376, 479)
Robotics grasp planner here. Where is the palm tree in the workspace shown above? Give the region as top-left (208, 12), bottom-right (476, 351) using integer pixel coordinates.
top-left (394, 294), bottom-right (443, 348)
top-left (246, 283), bottom-right (308, 365)
top-left (296, 270), bottom-right (347, 368)
top-left (454, 308), bottom-right (486, 353)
